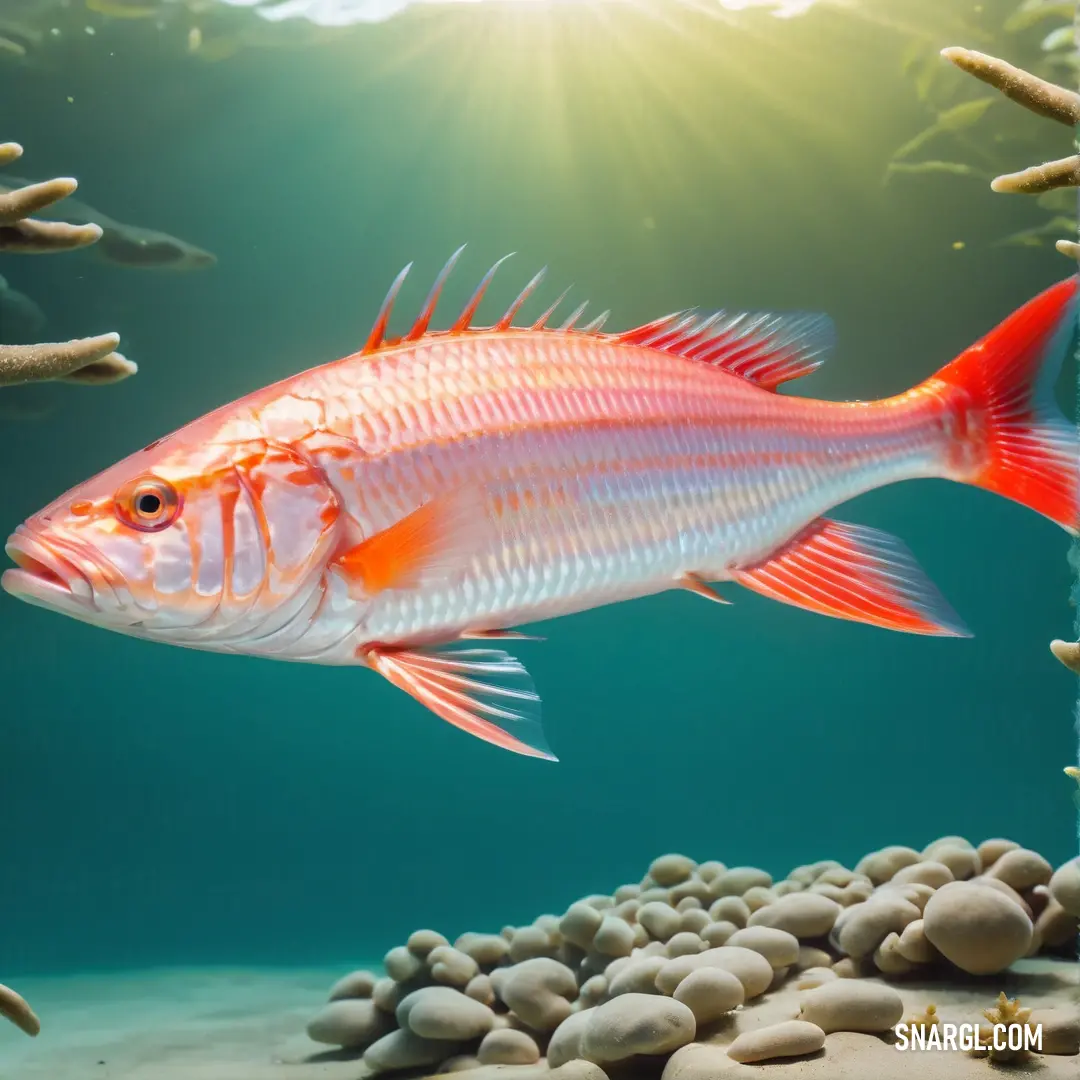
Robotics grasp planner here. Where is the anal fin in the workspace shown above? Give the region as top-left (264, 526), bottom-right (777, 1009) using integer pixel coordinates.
top-left (364, 646), bottom-right (557, 761)
top-left (731, 518), bottom-right (971, 637)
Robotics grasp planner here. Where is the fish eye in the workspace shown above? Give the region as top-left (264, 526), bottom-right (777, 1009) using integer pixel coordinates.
top-left (114, 476), bottom-right (181, 533)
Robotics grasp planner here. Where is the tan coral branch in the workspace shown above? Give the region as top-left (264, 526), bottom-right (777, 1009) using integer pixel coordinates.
top-left (0, 982), bottom-right (39, 1037)
top-left (992, 155), bottom-right (1080, 195)
top-left (0, 140), bottom-right (133, 388)
top-left (940, 48), bottom-right (1080, 126)
top-left (0, 145), bottom-right (102, 254)
top-left (0, 334), bottom-right (135, 387)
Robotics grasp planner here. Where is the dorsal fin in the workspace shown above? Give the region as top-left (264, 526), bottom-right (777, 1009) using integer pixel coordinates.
top-left (612, 310), bottom-right (835, 391)
top-left (357, 250), bottom-right (833, 393)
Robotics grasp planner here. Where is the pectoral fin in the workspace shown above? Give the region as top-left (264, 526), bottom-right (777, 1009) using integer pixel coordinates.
top-left (364, 646), bottom-right (557, 761)
top-left (332, 487), bottom-right (489, 599)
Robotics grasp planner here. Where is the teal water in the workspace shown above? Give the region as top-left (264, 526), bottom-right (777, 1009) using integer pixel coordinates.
top-left (0, 0), bottom-right (1077, 981)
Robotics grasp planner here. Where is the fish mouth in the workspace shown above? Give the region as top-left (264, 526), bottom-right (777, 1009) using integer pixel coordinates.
top-left (2, 526), bottom-right (98, 618)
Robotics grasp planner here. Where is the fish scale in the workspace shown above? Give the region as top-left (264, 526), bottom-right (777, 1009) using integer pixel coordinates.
top-left (3, 251), bottom-right (1078, 762)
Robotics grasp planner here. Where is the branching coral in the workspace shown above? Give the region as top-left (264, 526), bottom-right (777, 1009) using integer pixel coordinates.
top-left (970, 992), bottom-right (1035, 1064)
top-left (0, 981), bottom-right (39, 1037)
top-left (905, 1002), bottom-right (941, 1037)
top-left (0, 141), bottom-right (135, 387)
top-left (942, 47), bottom-right (1080, 259)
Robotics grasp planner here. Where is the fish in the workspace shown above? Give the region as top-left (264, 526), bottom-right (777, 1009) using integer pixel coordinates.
top-left (3, 253), bottom-right (1079, 761)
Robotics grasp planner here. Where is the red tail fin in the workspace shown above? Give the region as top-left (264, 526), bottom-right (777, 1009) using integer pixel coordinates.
top-left (926, 275), bottom-right (1079, 534)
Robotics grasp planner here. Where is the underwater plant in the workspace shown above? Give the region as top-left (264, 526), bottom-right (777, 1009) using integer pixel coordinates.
top-left (0, 141), bottom-right (135, 387)
top-left (890, 1), bottom-right (1078, 253)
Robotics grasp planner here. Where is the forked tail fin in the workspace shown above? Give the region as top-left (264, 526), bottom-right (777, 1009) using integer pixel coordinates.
top-left (925, 275), bottom-right (1079, 534)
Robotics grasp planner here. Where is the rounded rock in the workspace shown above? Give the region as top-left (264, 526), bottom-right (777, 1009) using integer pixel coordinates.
top-left (671, 878), bottom-right (711, 905)
top-left (510, 926), bottom-right (556, 963)
top-left (547, 1008), bottom-right (594, 1069)
top-left (985, 848), bottom-right (1052, 891)
top-left (1049, 856), bottom-right (1080, 917)
top-left (398, 986), bottom-right (495, 1041)
top-left (561, 902), bottom-right (604, 950)
top-left (592, 915), bottom-right (635, 958)
top-left (465, 974), bottom-right (495, 1006)
top-left (726, 1019), bottom-right (825, 1063)
top-left (407, 929), bottom-right (450, 958)
top-left (855, 846), bottom-right (920, 885)
top-left (650, 854), bottom-right (697, 888)
top-left (922, 880), bottom-right (1033, 975)
top-left (638, 901), bottom-right (682, 942)
top-left (748, 893), bottom-right (841, 939)
top-left (1026, 1009), bottom-right (1080, 1055)
top-left (976, 838), bottom-right (1020, 869)
top-left (454, 933), bottom-right (510, 969)
top-left (873, 932), bottom-right (915, 975)
top-left (928, 845), bottom-right (980, 881)
top-left (656, 945), bottom-right (772, 1000)
top-left (891, 861), bottom-right (954, 889)
top-left (363, 1029), bottom-right (450, 1073)
top-left (608, 956), bottom-right (667, 998)
top-left (697, 861), bottom-right (726, 884)
top-left (713, 867), bottom-right (772, 897)
top-left (679, 909), bottom-right (710, 935)
top-left (797, 980), bottom-right (903, 1034)
top-left (328, 970), bottom-right (378, 1002)
top-left (836, 896), bottom-right (921, 958)
top-left (580, 975), bottom-right (608, 1008)
top-left (663, 1043), bottom-right (733, 1080)
top-left (796, 946), bottom-right (833, 970)
top-left (478, 1028), bottom-right (541, 1065)
top-left (671, 967), bottom-right (744, 1024)
top-left (429, 946), bottom-right (480, 987)
top-left (708, 896), bottom-right (750, 928)
top-left (500, 957), bottom-right (578, 1031)
top-left (896, 919), bottom-right (937, 964)
top-left (384, 945), bottom-right (424, 983)
top-left (700, 920), bottom-right (737, 947)
top-left (666, 932), bottom-right (705, 958)
top-left (550, 1061), bottom-right (610, 1080)
top-left (726, 926), bottom-right (799, 969)
top-left (372, 978), bottom-right (402, 1013)
top-left (307, 999), bottom-right (393, 1048)
top-left (741, 886), bottom-right (775, 913)
top-left (581, 993), bottom-right (696, 1063)
top-left (795, 967), bottom-right (836, 989)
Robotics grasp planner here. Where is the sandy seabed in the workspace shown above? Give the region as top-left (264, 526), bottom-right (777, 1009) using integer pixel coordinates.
top-left (0, 961), bottom-right (1076, 1080)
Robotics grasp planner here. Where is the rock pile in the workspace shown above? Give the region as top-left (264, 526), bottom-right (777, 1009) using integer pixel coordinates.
top-left (306, 840), bottom-right (1080, 1075)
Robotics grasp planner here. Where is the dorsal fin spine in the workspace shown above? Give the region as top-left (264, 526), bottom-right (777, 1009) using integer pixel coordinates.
top-left (362, 262), bottom-right (412, 354)
top-left (404, 244), bottom-right (465, 342)
top-left (451, 253), bottom-right (515, 333)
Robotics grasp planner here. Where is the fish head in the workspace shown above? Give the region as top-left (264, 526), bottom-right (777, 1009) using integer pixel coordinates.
top-left (2, 425), bottom-right (344, 645)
